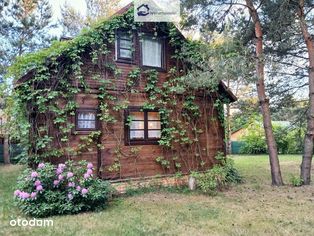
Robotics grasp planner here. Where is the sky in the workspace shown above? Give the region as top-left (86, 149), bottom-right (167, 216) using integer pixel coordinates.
top-left (49, 0), bottom-right (132, 20)
top-left (48, 0), bottom-right (132, 35)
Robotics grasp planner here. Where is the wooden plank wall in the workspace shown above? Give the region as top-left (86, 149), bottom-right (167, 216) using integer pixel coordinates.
top-left (68, 91), bottom-right (224, 180)
top-left (47, 25), bottom-right (225, 180)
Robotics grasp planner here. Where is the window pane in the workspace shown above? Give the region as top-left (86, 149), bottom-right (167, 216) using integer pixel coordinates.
top-left (116, 33), bottom-right (133, 60)
top-left (148, 121), bottom-right (161, 130)
top-left (120, 39), bottom-right (132, 48)
top-left (78, 112), bottom-right (95, 120)
top-left (78, 113), bottom-right (84, 120)
top-left (130, 130), bottom-right (145, 139)
top-left (148, 112), bottom-right (160, 120)
top-left (87, 113), bottom-right (95, 120)
top-left (142, 37), bottom-right (162, 68)
top-left (78, 120), bottom-right (96, 129)
top-left (120, 49), bottom-right (132, 58)
top-left (130, 112), bottom-right (144, 120)
top-left (120, 33), bottom-right (131, 40)
top-left (77, 111), bottom-right (96, 129)
top-left (148, 130), bottom-right (161, 139)
top-left (130, 121), bottom-right (144, 129)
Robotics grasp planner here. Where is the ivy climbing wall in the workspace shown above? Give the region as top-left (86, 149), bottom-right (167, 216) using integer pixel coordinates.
top-left (12, 6), bottom-right (229, 179)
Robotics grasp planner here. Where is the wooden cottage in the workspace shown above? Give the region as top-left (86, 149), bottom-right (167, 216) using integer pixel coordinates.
top-left (16, 4), bottom-right (236, 180)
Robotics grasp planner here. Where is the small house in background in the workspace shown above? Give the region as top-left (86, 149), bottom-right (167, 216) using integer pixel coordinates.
top-left (231, 128), bottom-right (247, 142)
top-left (230, 128), bottom-right (247, 155)
top-left (230, 121), bottom-right (291, 154)
top-left (15, 4), bottom-right (236, 180)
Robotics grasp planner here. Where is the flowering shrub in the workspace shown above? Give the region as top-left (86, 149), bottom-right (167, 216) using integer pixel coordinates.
top-left (14, 161), bottom-right (113, 217)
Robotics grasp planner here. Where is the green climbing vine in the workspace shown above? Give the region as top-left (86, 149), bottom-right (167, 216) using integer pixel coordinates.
top-left (9, 6), bottom-right (231, 177)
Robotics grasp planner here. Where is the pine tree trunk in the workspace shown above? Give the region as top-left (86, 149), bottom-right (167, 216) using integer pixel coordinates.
top-left (298, 0), bottom-right (314, 185)
top-left (245, 0), bottom-right (283, 186)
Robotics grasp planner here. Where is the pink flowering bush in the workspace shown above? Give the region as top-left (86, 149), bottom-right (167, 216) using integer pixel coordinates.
top-left (14, 161), bottom-right (113, 217)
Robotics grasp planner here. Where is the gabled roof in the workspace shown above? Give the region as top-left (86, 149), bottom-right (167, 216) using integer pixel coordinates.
top-left (219, 81), bottom-right (237, 103)
top-left (113, 2), bottom-right (133, 16)
top-left (15, 3), bottom-right (237, 103)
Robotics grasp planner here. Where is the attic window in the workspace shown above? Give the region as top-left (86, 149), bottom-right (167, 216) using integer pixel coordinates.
top-left (141, 36), bottom-right (164, 69)
top-left (116, 31), bottom-right (134, 62)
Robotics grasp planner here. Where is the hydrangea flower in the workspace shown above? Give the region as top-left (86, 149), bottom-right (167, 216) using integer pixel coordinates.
top-left (53, 180), bottom-right (60, 186)
top-left (31, 171), bottom-right (38, 178)
top-left (67, 193), bottom-right (73, 200)
top-left (83, 173), bottom-right (90, 179)
top-left (81, 188), bottom-right (88, 195)
top-left (56, 168), bottom-right (63, 175)
top-left (34, 180), bottom-right (41, 186)
top-left (58, 163), bottom-right (66, 170)
top-left (58, 175), bottom-right (64, 181)
top-left (86, 169), bottom-right (93, 175)
top-left (76, 186), bottom-right (81, 191)
top-left (68, 182), bottom-right (75, 188)
top-left (87, 163), bottom-right (93, 169)
top-left (37, 163), bottom-right (45, 169)
top-left (20, 192), bottom-right (30, 199)
top-left (67, 172), bottom-right (74, 178)
top-left (14, 190), bottom-right (21, 197)
top-left (36, 185), bottom-right (43, 192)
top-left (30, 192), bottom-right (37, 199)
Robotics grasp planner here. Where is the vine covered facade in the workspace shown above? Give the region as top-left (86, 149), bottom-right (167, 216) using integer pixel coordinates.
top-left (13, 4), bottom-right (236, 180)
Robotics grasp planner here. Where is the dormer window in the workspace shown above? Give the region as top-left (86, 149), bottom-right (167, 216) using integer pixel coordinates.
top-left (141, 36), bottom-right (164, 69)
top-left (116, 31), bottom-right (134, 62)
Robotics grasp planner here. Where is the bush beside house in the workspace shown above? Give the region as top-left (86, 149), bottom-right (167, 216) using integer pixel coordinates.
top-left (191, 153), bottom-right (242, 194)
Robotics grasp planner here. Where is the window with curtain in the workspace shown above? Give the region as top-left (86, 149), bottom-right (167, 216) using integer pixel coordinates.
top-left (76, 109), bottom-right (97, 131)
top-left (116, 31), bottom-right (133, 61)
top-left (125, 108), bottom-right (161, 145)
top-left (141, 36), bottom-right (163, 68)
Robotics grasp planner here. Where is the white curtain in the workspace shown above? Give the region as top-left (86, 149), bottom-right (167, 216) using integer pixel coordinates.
top-left (142, 37), bottom-right (162, 68)
top-left (78, 112), bottom-right (96, 129)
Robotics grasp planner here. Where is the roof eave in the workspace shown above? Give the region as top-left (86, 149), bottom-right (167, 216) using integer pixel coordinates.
top-left (218, 81), bottom-right (237, 103)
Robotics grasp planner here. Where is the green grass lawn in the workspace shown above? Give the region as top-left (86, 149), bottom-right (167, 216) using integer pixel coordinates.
top-left (1, 155), bottom-right (314, 236)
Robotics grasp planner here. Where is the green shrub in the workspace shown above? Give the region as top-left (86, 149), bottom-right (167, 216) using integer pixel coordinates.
top-left (239, 119), bottom-right (304, 155)
top-left (289, 174), bottom-right (303, 187)
top-left (14, 161), bottom-right (113, 217)
top-left (192, 153), bottom-right (242, 194)
top-left (239, 121), bottom-right (267, 154)
top-left (223, 158), bottom-right (243, 184)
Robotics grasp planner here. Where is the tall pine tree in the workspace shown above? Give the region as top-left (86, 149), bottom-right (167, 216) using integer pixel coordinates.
top-left (261, 0), bottom-right (314, 184)
top-left (0, 0), bottom-right (54, 79)
top-left (60, 0), bottom-right (121, 37)
top-left (182, 0), bottom-right (284, 185)
top-left (296, 0), bottom-right (314, 185)
top-left (0, 0), bottom-right (54, 164)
